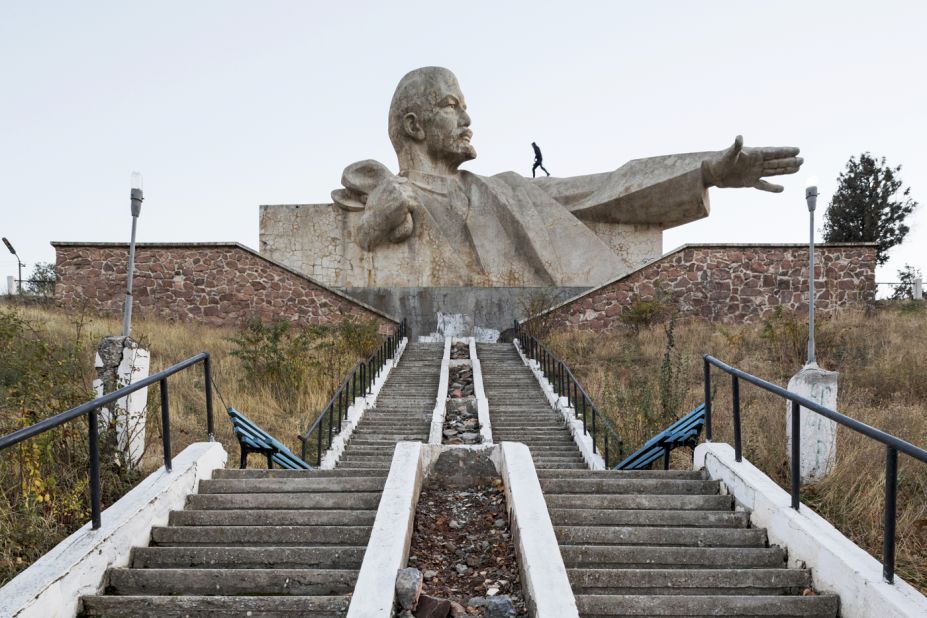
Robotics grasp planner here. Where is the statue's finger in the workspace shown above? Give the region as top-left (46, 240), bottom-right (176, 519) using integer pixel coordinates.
top-left (733, 135), bottom-right (744, 152)
top-left (754, 179), bottom-right (784, 193)
top-left (761, 147), bottom-right (800, 160)
top-left (762, 166), bottom-right (802, 177)
top-left (764, 156), bottom-right (803, 169)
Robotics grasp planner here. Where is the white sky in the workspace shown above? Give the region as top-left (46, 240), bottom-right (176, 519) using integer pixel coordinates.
top-left (2, 1), bottom-right (925, 293)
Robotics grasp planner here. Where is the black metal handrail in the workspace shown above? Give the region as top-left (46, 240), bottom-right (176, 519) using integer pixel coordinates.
top-left (704, 354), bottom-right (927, 584)
top-left (514, 322), bottom-right (624, 467)
top-left (297, 319), bottom-right (407, 465)
top-left (0, 352), bottom-right (214, 530)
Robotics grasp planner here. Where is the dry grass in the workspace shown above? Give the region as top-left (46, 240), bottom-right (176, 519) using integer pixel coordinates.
top-left (0, 302), bottom-right (377, 584)
top-left (8, 304), bottom-right (340, 471)
top-left (545, 303), bottom-right (927, 593)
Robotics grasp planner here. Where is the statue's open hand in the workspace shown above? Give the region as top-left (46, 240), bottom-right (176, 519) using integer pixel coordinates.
top-left (703, 135), bottom-right (803, 193)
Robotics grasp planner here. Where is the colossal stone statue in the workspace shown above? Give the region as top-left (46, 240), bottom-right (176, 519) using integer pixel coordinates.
top-left (325, 66), bottom-right (803, 288)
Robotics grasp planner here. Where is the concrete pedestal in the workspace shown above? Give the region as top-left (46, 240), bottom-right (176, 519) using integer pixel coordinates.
top-left (786, 363), bottom-right (838, 483)
top-left (93, 337), bottom-right (150, 468)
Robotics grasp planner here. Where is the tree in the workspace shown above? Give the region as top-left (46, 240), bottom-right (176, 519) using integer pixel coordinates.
top-left (822, 153), bottom-right (917, 265)
top-left (25, 262), bottom-right (56, 298)
top-left (891, 264), bottom-right (923, 301)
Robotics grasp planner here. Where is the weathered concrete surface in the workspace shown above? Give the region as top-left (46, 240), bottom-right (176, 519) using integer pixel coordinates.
top-left (0, 442), bottom-right (227, 618)
top-left (498, 442), bottom-right (580, 618)
top-left (695, 443), bottom-right (927, 618)
top-left (342, 286), bottom-right (588, 340)
top-left (786, 363), bottom-right (839, 483)
top-left (93, 336), bottom-right (150, 468)
top-left (347, 442), bottom-right (423, 618)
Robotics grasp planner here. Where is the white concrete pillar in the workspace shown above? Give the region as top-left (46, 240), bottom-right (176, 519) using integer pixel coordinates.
top-left (914, 277), bottom-right (923, 300)
top-left (786, 363), bottom-right (838, 483)
top-left (6, 275), bottom-right (15, 294)
top-left (93, 337), bottom-right (150, 468)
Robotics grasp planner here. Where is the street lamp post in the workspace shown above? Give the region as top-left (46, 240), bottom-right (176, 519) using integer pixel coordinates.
top-left (122, 172), bottom-right (144, 337)
top-left (2, 237), bottom-right (23, 295)
top-left (805, 177), bottom-right (819, 366)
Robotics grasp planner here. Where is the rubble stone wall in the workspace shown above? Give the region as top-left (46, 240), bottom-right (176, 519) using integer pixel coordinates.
top-left (53, 242), bottom-right (397, 330)
top-left (535, 244), bottom-right (877, 331)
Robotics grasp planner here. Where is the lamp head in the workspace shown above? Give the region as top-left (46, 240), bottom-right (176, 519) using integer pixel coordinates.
top-left (130, 171), bottom-right (144, 216)
top-left (805, 176), bottom-right (819, 212)
top-left (2, 237), bottom-right (15, 256)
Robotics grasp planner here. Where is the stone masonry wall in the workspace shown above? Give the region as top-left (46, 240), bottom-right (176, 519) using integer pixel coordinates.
top-left (53, 243), bottom-right (397, 331)
top-left (535, 244), bottom-right (876, 331)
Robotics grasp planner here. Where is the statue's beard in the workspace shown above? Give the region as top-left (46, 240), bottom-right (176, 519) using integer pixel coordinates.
top-left (427, 132), bottom-right (476, 168)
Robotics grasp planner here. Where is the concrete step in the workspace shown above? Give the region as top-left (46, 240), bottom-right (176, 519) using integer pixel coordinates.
top-left (568, 567), bottom-right (812, 596)
top-left (537, 470), bottom-right (704, 480)
top-left (338, 461), bottom-right (392, 469)
top-left (80, 594), bottom-right (350, 617)
top-left (150, 525), bottom-right (373, 546)
top-left (545, 494), bottom-right (733, 511)
top-left (535, 462), bottom-right (589, 469)
top-left (574, 593), bottom-right (839, 616)
top-left (105, 567), bottom-right (358, 596)
top-left (555, 526), bottom-right (767, 548)
top-left (540, 479), bottom-right (720, 495)
top-left (549, 509), bottom-right (750, 529)
top-left (560, 545), bottom-right (787, 569)
top-left (186, 492), bottom-right (382, 510)
top-left (198, 477), bottom-right (385, 494)
top-left (131, 545), bottom-right (367, 569)
top-left (211, 469), bottom-right (387, 480)
top-left (169, 509), bottom-right (377, 527)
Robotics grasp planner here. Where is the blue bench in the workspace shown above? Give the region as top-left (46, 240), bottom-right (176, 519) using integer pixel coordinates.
top-left (226, 407), bottom-right (312, 470)
top-left (614, 404), bottom-right (706, 470)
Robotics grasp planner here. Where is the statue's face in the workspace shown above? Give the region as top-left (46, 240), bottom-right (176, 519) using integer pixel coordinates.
top-left (421, 74), bottom-right (476, 168)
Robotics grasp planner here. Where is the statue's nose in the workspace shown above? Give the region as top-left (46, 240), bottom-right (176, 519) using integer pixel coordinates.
top-left (459, 108), bottom-right (471, 127)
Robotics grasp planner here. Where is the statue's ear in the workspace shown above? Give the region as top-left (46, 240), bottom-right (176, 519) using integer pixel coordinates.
top-left (402, 113), bottom-right (425, 141)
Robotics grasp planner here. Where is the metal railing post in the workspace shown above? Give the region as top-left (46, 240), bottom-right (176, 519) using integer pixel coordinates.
top-left (883, 446), bottom-right (898, 583)
top-left (160, 378), bottom-right (172, 472)
top-left (203, 355), bottom-right (215, 441)
top-left (703, 358), bottom-right (712, 441)
top-left (591, 409), bottom-right (597, 453)
top-left (790, 400), bottom-right (800, 510)
top-left (88, 408), bottom-right (102, 530)
top-left (732, 375), bottom-right (742, 462)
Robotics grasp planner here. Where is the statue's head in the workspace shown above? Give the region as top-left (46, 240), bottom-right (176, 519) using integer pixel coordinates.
top-left (388, 67), bottom-right (475, 175)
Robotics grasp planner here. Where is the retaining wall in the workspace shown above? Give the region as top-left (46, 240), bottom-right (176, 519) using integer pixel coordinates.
top-left (52, 242), bottom-right (397, 330)
top-left (534, 243), bottom-right (876, 330)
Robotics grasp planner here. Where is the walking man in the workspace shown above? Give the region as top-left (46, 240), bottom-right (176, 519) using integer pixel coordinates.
top-left (531, 142), bottom-right (550, 177)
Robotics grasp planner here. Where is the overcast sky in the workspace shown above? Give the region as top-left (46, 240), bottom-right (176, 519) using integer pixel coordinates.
top-left (2, 1), bottom-right (924, 294)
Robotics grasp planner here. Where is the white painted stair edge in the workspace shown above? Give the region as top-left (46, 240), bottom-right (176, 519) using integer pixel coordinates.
top-left (0, 442), bottom-right (228, 618)
top-left (469, 336), bottom-right (493, 444)
top-left (319, 337), bottom-right (408, 468)
top-left (427, 337), bottom-right (452, 444)
top-left (696, 442), bottom-right (927, 618)
top-left (513, 338), bottom-right (605, 469)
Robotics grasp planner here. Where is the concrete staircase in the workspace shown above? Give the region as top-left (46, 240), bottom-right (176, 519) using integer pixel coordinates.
top-left (481, 342), bottom-right (840, 617)
top-left (78, 342), bottom-right (443, 617)
top-left (477, 343), bottom-right (587, 469)
top-left (79, 468), bottom-right (385, 617)
top-left (338, 342), bottom-right (443, 470)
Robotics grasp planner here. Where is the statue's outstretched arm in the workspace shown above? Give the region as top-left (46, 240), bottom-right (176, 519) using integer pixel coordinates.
top-left (532, 136), bottom-right (801, 229)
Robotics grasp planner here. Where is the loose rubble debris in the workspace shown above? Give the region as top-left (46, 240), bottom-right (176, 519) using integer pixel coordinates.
top-left (402, 478), bottom-right (527, 616)
top-left (448, 363), bottom-right (475, 399)
top-left (444, 347), bottom-right (480, 445)
top-left (450, 341), bottom-right (470, 360)
top-left (443, 399), bottom-right (481, 445)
